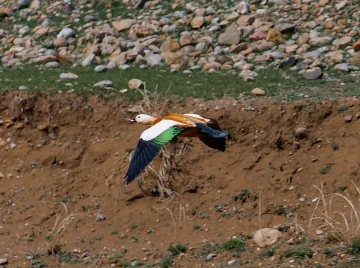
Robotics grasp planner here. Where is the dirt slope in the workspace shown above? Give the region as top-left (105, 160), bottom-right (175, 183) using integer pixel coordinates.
top-left (0, 94), bottom-right (360, 267)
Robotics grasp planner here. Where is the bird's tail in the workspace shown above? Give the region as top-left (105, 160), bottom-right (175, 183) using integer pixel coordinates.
top-left (195, 123), bottom-right (228, 138)
top-left (198, 136), bottom-right (226, 152)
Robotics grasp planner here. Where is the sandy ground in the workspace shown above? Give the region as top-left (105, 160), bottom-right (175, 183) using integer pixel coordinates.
top-left (0, 93), bottom-right (360, 267)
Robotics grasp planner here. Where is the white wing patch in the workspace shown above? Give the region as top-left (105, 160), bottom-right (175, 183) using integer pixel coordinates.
top-left (184, 113), bottom-right (210, 123)
top-left (140, 119), bottom-right (186, 141)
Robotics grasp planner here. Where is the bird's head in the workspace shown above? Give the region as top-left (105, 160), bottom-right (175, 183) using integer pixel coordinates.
top-left (129, 114), bottom-right (157, 125)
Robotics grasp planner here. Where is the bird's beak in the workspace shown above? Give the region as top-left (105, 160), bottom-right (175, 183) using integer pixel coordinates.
top-left (128, 118), bottom-right (137, 123)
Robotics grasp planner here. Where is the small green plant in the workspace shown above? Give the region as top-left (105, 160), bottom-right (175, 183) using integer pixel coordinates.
top-left (130, 223), bottom-right (137, 230)
top-left (196, 242), bottom-right (222, 258)
top-left (269, 162), bottom-right (276, 170)
top-left (119, 234), bottom-right (127, 240)
top-left (222, 238), bottom-right (246, 254)
top-left (233, 189), bottom-right (257, 203)
top-left (193, 225), bottom-right (202, 230)
top-left (150, 186), bottom-right (159, 196)
top-left (257, 248), bottom-right (276, 260)
top-left (110, 230), bottom-right (118, 235)
top-left (108, 253), bottom-right (124, 262)
top-left (322, 247), bottom-right (336, 256)
top-left (337, 185), bottom-right (347, 191)
top-left (31, 260), bottom-right (48, 268)
top-left (168, 243), bottom-right (187, 255)
top-left (319, 164), bottom-right (331, 175)
top-left (213, 202), bottom-right (226, 213)
top-left (56, 196), bottom-right (71, 205)
top-left (350, 238), bottom-right (360, 255)
top-left (331, 142), bottom-right (339, 150)
top-left (272, 205), bottom-right (290, 216)
top-left (57, 252), bottom-right (83, 264)
top-left (146, 227), bottom-right (154, 234)
top-left (157, 255), bottom-right (175, 268)
top-left (281, 247), bottom-right (313, 260)
top-left (337, 105), bottom-right (348, 112)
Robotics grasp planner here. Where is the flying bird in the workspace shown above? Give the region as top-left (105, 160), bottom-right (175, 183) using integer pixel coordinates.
top-left (123, 113), bottom-right (228, 184)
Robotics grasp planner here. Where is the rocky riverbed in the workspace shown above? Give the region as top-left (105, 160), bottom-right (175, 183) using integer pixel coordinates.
top-left (0, 0), bottom-right (360, 83)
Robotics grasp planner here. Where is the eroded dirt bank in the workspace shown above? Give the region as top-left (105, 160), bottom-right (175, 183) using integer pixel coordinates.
top-left (0, 93), bottom-right (360, 267)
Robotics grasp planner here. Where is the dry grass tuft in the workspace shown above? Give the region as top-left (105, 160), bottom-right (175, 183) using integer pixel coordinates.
top-left (135, 82), bottom-right (169, 115)
top-left (46, 202), bottom-right (77, 255)
top-left (308, 180), bottom-right (360, 241)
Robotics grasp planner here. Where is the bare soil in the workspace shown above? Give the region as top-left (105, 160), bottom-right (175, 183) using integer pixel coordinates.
top-left (1, 93), bottom-right (360, 267)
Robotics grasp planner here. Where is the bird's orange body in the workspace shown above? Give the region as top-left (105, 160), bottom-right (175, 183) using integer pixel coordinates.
top-left (154, 114), bottom-right (196, 126)
top-left (152, 113), bottom-right (216, 138)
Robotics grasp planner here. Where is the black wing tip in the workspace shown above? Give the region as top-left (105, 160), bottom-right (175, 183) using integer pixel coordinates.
top-left (123, 175), bottom-right (134, 185)
top-left (195, 123), bottom-right (228, 138)
top-left (198, 136), bottom-right (227, 152)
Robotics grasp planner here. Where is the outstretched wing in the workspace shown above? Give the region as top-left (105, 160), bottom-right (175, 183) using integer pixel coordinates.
top-left (124, 120), bottom-right (185, 184)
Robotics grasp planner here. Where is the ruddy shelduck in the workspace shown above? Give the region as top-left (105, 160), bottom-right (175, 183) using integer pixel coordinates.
top-left (124, 113), bottom-right (228, 184)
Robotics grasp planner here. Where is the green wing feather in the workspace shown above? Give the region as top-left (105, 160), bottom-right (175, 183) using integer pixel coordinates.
top-left (152, 126), bottom-right (185, 147)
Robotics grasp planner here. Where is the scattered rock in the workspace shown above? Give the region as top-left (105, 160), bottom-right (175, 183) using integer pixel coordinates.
top-left (191, 16), bottom-right (205, 29)
top-left (334, 63), bottom-right (349, 72)
top-left (0, 258), bottom-right (8, 265)
top-left (219, 23), bottom-right (241, 45)
top-left (95, 65), bottom-right (107, 73)
top-left (266, 28), bottom-right (282, 43)
top-left (295, 127), bottom-right (308, 139)
top-left (54, 37), bottom-right (67, 47)
top-left (206, 253), bottom-right (216, 261)
top-left (160, 39), bottom-right (180, 52)
top-left (18, 86), bottom-right (29, 91)
top-left (147, 53), bottom-right (163, 67)
top-left (274, 23), bottom-right (295, 33)
top-left (353, 39), bottom-right (360, 51)
top-left (128, 79), bottom-right (144, 89)
top-left (34, 27), bottom-right (48, 38)
top-left (60, 73), bottom-right (78, 79)
top-left (344, 115), bottom-right (352, 122)
top-left (250, 30), bottom-right (267, 41)
top-left (57, 28), bottom-right (74, 39)
top-left (253, 228), bottom-right (282, 248)
top-left (350, 52), bottom-right (360, 65)
top-left (93, 80), bottom-right (113, 89)
top-left (309, 37), bottom-right (332, 46)
top-left (333, 36), bottom-right (352, 48)
top-left (112, 19), bottom-right (134, 32)
top-left (46, 62), bottom-right (59, 68)
top-left (35, 55), bottom-right (58, 64)
top-left (251, 88), bottom-right (265, 96)
top-left (96, 210), bottom-right (106, 222)
top-left (302, 67), bottom-right (323, 80)
top-left (82, 53), bottom-right (95, 67)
